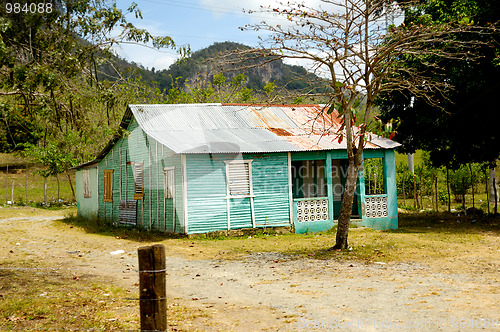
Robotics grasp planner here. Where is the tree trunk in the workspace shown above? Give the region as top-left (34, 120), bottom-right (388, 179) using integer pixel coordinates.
top-left (446, 167), bottom-right (451, 213)
top-left (435, 176), bottom-right (438, 212)
top-left (461, 177), bottom-right (466, 211)
top-left (332, 159), bottom-right (360, 250)
top-left (56, 174), bottom-right (60, 202)
top-left (11, 179), bottom-right (14, 205)
top-left (413, 173), bottom-right (417, 209)
top-left (494, 177), bottom-right (498, 215)
top-left (66, 171), bottom-right (76, 202)
top-left (418, 167), bottom-right (423, 210)
top-left (485, 167), bottom-right (490, 214)
top-left (402, 172), bottom-right (406, 206)
top-left (44, 177), bottom-right (48, 206)
top-left (488, 161), bottom-right (498, 203)
top-left (5, 165), bottom-right (8, 204)
top-left (469, 163), bottom-right (475, 208)
top-left (408, 153), bottom-right (414, 173)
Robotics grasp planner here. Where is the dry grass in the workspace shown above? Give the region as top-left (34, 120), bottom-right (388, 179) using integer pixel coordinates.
top-left (0, 259), bottom-right (138, 331)
top-left (0, 205), bottom-right (75, 219)
top-left (181, 212), bottom-right (500, 279)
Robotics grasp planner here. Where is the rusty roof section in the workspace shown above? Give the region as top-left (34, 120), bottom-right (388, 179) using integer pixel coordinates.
top-left (125, 103), bottom-right (400, 154)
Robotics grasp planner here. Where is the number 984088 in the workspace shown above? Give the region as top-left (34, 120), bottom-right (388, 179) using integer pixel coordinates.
top-left (6, 2), bottom-right (53, 14)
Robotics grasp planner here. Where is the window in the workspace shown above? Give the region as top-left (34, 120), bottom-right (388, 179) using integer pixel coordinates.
top-left (164, 167), bottom-right (175, 199)
top-left (225, 160), bottom-right (253, 197)
top-left (291, 160), bottom-right (327, 198)
top-left (103, 170), bottom-right (113, 202)
top-left (364, 158), bottom-right (385, 195)
top-left (83, 169), bottom-right (91, 198)
top-left (133, 163), bottom-right (144, 200)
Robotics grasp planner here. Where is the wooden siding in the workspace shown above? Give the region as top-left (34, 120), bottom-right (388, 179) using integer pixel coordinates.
top-left (75, 166), bottom-right (99, 219)
top-left (185, 153), bottom-right (291, 234)
top-left (185, 154), bottom-right (228, 233)
top-left (98, 119), bottom-right (184, 232)
top-left (250, 153), bottom-right (291, 227)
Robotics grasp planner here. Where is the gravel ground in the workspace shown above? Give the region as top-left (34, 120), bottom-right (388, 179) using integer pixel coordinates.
top-left (1, 211), bottom-right (499, 331)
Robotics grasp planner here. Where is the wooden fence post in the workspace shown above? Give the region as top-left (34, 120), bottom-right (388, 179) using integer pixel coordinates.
top-left (138, 244), bottom-right (167, 332)
top-left (11, 178), bottom-right (14, 204)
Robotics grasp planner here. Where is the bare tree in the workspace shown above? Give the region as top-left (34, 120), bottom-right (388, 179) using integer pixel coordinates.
top-left (240, 0), bottom-right (485, 249)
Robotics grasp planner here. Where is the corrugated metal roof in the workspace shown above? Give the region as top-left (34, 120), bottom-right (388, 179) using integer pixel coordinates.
top-left (127, 103), bottom-right (401, 154)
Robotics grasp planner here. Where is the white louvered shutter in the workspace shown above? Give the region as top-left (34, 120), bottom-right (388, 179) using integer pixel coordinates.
top-left (228, 162), bottom-right (251, 196)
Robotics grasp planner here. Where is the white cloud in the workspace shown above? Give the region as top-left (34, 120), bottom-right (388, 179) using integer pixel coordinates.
top-left (113, 44), bottom-right (179, 71)
top-left (152, 54), bottom-right (180, 71)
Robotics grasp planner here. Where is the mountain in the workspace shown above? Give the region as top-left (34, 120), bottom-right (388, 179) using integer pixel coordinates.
top-left (101, 42), bottom-right (327, 97)
top-left (157, 42), bottom-right (325, 92)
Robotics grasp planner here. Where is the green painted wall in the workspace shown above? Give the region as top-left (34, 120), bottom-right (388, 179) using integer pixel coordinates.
top-left (250, 153), bottom-right (290, 227)
top-left (361, 149), bottom-right (399, 230)
top-left (75, 165), bottom-right (99, 219)
top-left (185, 154), bottom-right (228, 233)
top-left (97, 118), bottom-right (184, 232)
top-left (292, 149), bottom-right (398, 233)
top-left (185, 152), bottom-right (291, 234)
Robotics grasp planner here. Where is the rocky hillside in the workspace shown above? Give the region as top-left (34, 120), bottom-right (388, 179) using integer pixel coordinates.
top-left (102, 42), bottom-right (327, 96)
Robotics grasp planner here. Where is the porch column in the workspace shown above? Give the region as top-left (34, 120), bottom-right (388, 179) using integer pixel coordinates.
top-left (358, 157), bottom-right (367, 225)
top-left (288, 152), bottom-right (293, 225)
top-left (383, 149), bottom-right (398, 229)
top-left (326, 152), bottom-right (334, 222)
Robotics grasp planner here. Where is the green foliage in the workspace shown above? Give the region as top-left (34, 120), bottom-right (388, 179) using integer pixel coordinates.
top-left (20, 143), bottom-right (76, 178)
top-left (165, 73), bottom-right (258, 104)
top-left (364, 158), bottom-right (385, 195)
top-left (378, 0), bottom-right (500, 166)
top-left (0, 0), bottom-right (178, 174)
top-left (447, 163), bottom-right (484, 202)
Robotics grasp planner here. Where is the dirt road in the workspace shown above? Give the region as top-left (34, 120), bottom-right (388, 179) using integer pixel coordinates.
top-left (1, 208), bottom-right (499, 331)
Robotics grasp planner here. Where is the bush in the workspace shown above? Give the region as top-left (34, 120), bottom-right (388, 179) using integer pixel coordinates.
top-left (449, 165), bottom-right (472, 203)
top-left (438, 188), bottom-right (449, 205)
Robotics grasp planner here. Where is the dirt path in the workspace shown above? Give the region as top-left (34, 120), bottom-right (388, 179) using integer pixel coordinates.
top-left (1, 210), bottom-right (499, 331)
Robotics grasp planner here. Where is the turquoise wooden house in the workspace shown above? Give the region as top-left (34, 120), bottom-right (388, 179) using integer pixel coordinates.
top-left (74, 103), bottom-right (400, 234)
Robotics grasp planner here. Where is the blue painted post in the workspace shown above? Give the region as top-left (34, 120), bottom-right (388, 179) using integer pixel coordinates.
top-left (326, 152), bottom-right (334, 226)
top-left (383, 149), bottom-right (398, 229)
top-left (358, 157), bottom-right (367, 226)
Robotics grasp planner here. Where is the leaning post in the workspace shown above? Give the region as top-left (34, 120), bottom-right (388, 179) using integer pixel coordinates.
top-left (138, 244), bottom-right (167, 331)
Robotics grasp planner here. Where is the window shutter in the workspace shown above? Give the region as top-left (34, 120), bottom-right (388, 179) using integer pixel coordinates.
top-left (103, 170), bottom-right (113, 202)
top-left (227, 162), bottom-right (251, 196)
top-left (164, 168), bottom-right (175, 199)
top-left (133, 163), bottom-right (144, 200)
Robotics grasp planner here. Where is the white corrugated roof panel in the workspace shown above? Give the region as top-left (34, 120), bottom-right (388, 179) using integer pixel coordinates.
top-left (127, 104), bottom-right (400, 154)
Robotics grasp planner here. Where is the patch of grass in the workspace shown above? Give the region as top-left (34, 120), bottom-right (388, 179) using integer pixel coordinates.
top-left (0, 168), bottom-right (75, 206)
top-left (0, 205), bottom-right (76, 219)
top-left (395, 150), bottom-right (424, 166)
top-left (61, 212), bottom-right (184, 243)
top-left (0, 259), bottom-right (137, 330)
top-left (184, 212), bottom-right (500, 277)
top-left (0, 259), bottom-right (210, 332)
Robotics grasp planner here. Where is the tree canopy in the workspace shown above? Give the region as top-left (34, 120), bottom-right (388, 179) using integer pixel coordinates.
top-left (0, 0), bottom-right (178, 168)
top-left (378, 0), bottom-right (500, 168)
top-left (242, 0), bottom-right (487, 248)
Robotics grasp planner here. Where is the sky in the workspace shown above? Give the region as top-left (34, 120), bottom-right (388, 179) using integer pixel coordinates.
top-left (113, 0), bottom-right (288, 71)
top-left (111, 0), bottom-right (401, 73)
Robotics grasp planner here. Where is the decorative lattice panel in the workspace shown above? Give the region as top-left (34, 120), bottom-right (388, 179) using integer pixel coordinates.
top-left (296, 199), bottom-right (329, 222)
top-left (365, 196), bottom-right (388, 218)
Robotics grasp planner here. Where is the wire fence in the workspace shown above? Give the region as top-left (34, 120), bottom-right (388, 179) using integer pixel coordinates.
top-left (0, 166), bottom-right (76, 206)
